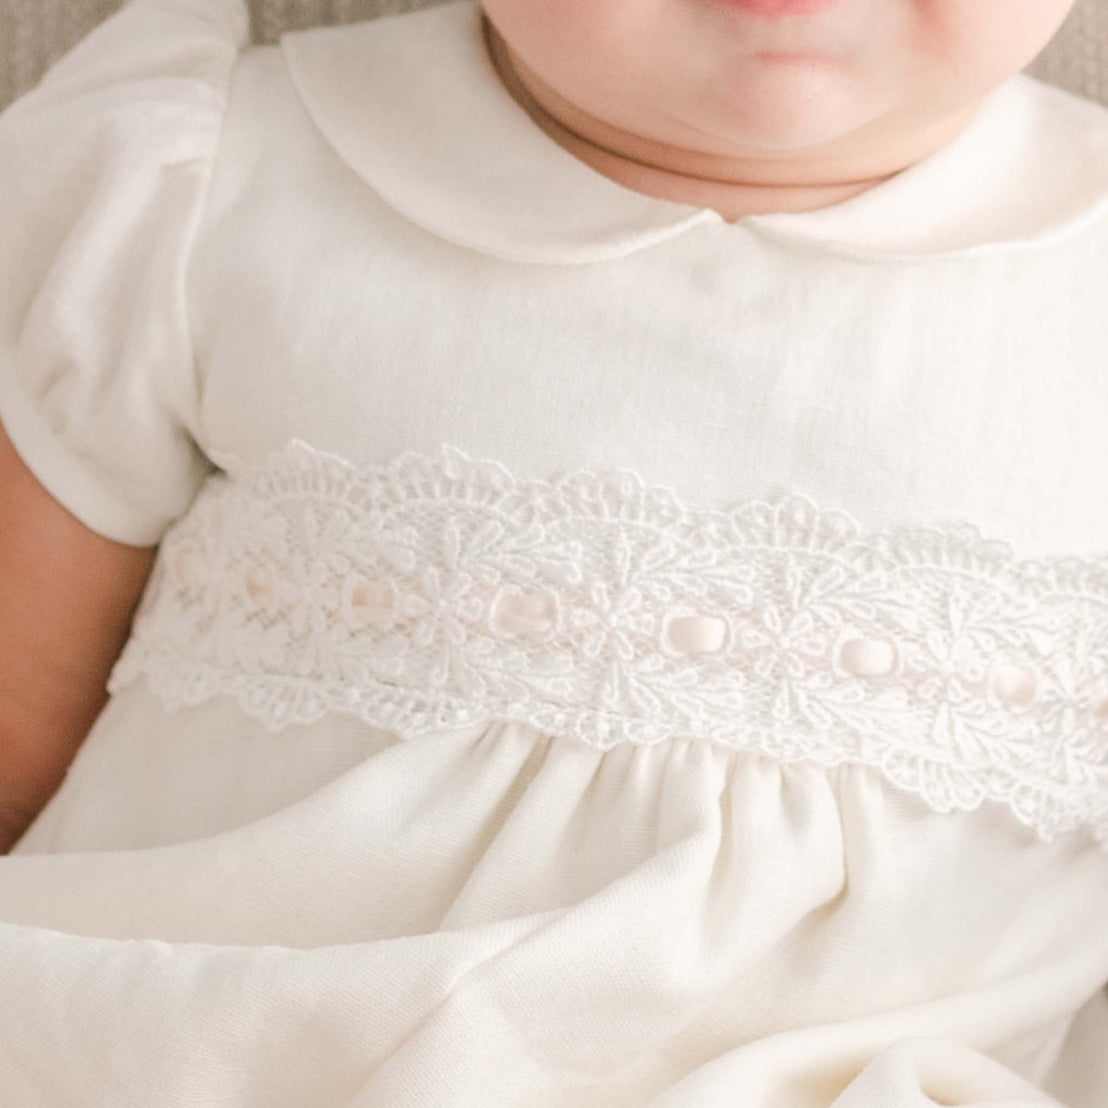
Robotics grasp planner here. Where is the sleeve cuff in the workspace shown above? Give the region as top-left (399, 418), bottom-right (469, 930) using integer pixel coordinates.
top-left (0, 370), bottom-right (172, 547)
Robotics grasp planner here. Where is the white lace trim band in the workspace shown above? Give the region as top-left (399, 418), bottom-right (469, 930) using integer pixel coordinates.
top-left (109, 440), bottom-right (1108, 846)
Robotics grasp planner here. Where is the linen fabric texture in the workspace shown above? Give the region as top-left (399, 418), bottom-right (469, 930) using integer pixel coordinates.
top-left (1, 1), bottom-right (1108, 1105)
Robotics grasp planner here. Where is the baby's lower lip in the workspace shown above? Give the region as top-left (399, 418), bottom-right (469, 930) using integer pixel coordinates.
top-left (717, 0), bottom-right (841, 16)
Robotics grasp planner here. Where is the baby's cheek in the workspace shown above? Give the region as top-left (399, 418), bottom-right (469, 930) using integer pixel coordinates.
top-left (481, 0), bottom-right (599, 59)
top-left (915, 0), bottom-right (1077, 87)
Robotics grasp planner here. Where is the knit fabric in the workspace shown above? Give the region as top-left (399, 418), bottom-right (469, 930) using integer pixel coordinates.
top-left (2, 0), bottom-right (1107, 110)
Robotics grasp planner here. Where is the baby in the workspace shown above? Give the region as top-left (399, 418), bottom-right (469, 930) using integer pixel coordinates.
top-left (0, 0), bottom-right (1081, 847)
top-left (479, 0), bottom-right (1077, 217)
top-left (1, 0), bottom-right (1107, 1104)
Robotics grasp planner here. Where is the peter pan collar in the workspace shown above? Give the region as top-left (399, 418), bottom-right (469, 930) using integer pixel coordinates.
top-left (279, 0), bottom-right (1108, 265)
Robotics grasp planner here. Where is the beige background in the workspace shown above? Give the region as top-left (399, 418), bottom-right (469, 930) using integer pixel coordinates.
top-left (1, 0), bottom-right (1107, 111)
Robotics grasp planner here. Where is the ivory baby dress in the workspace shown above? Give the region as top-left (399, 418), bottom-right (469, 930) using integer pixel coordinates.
top-left (2, 0), bottom-right (1108, 1104)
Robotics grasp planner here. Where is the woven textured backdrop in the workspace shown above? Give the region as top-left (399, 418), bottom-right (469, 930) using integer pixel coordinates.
top-left (1, 0), bottom-right (1107, 110)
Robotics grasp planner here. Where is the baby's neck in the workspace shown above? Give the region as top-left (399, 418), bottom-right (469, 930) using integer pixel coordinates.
top-left (484, 18), bottom-right (979, 223)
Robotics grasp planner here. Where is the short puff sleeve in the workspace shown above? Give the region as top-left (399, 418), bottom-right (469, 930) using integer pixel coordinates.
top-left (0, 0), bottom-right (249, 545)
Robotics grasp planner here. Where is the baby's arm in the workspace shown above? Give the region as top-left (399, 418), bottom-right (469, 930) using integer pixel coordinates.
top-left (0, 0), bottom-right (256, 857)
top-left (0, 423), bottom-right (155, 854)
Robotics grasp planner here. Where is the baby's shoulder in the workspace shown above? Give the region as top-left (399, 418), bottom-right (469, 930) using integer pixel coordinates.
top-left (0, 0), bottom-right (255, 546)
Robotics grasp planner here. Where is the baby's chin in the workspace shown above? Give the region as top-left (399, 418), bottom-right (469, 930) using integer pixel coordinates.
top-left (707, 59), bottom-right (887, 152)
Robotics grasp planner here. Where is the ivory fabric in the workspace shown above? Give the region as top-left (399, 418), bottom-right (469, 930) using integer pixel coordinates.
top-left (2, 0), bottom-right (1108, 1105)
top-left (3, 0), bottom-right (1108, 110)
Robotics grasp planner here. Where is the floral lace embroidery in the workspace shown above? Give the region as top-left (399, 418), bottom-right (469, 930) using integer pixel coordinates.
top-left (109, 439), bottom-right (1108, 845)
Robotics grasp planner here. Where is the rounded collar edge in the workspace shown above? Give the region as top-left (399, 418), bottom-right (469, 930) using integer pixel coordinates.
top-left (278, 1), bottom-right (1108, 265)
